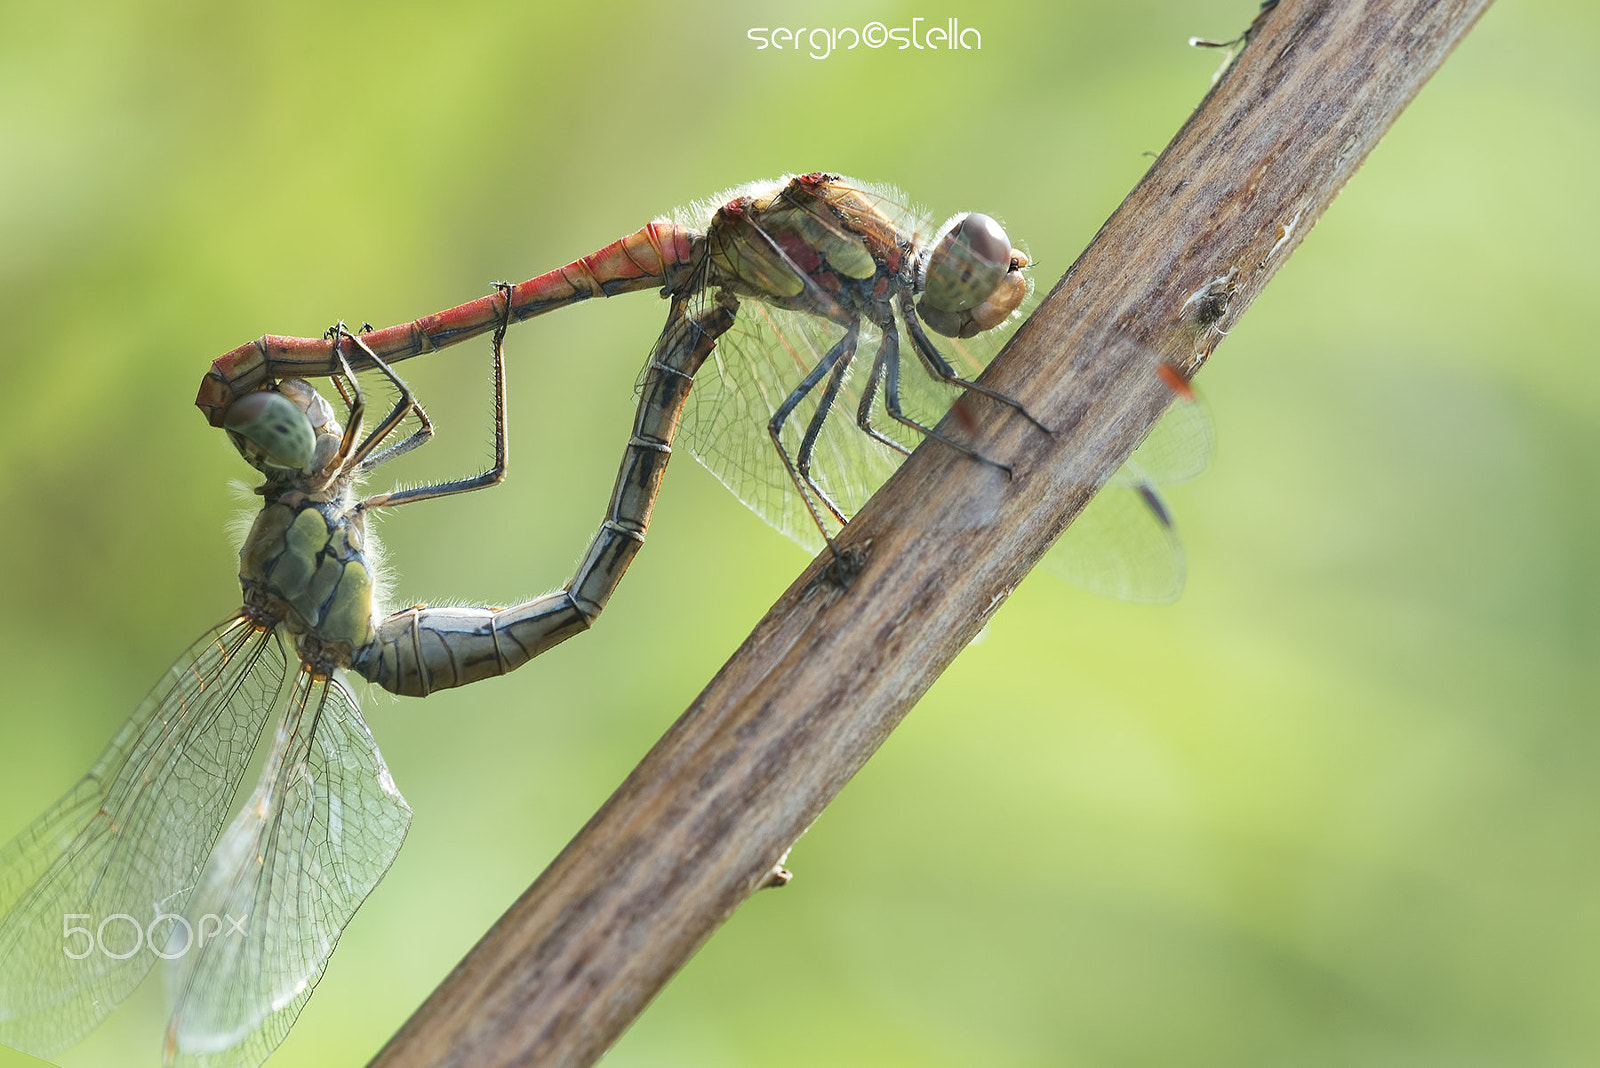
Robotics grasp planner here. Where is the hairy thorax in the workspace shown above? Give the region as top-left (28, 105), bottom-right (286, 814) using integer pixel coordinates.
top-left (239, 488), bottom-right (377, 673)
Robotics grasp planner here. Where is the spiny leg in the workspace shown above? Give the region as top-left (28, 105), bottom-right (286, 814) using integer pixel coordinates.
top-left (853, 328), bottom-right (915, 458)
top-left (362, 283), bottom-right (514, 509)
top-left (355, 401), bottom-right (435, 473)
top-left (768, 318), bottom-right (864, 551)
top-left (320, 322), bottom-right (369, 467)
top-left (871, 312), bottom-right (1013, 476)
top-left (319, 329), bottom-right (436, 484)
top-left (793, 323), bottom-right (863, 527)
top-left (323, 321), bottom-right (418, 472)
top-left (325, 321), bottom-right (408, 437)
top-left (326, 324), bottom-right (373, 410)
top-left (895, 289), bottom-right (1052, 434)
top-left (330, 325), bottom-right (435, 470)
top-left (331, 316), bottom-right (425, 466)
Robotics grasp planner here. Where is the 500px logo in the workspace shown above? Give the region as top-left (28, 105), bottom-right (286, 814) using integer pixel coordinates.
top-left (747, 18), bottom-right (982, 60)
top-left (62, 912), bottom-right (248, 960)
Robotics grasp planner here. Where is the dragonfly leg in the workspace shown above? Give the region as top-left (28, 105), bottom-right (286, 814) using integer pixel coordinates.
top-left (324, 322), bottom-right (420, 473)
top-left (361, 284), bottom-right (514, 509)
top-left (355, 401), bottom-right (434, 472)
top-left (769, 318), bottom-right (865, 548)
top-left (896, 290), bottom-right (1052, 434)
top-left (351, 319), bottom-right (437, 471)
top-left (851, 328), bottom-right (914, 458)
top-left (791, 323), bottom-right (862, 528)
top-left (321, 323), bottom-right (370, 466)
top-left (872, 313), bottom-right (1013, 476)
top-left (354, 296), bottom-right (741, 697)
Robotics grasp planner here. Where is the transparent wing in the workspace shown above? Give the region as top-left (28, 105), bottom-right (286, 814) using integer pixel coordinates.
top-left (680, 303), bottom-right (914, 552)
top-left (671, 174), bottom-right (942, 258)
top-left (677, 280), bottom-right (1211, 602)
top-left (164, 669), bottom-right (410, 1068)
top-left (1047, 480), bottom-right (1188, 604)
top-left (1106, 388), bottom-right (1212, 490)
top-left (671, 174), bottom-right (971, 549)
top-left (1045, 389), bottom-right (1213, 604)
top-left (0, 617), bottom-right (284, 1060)
top-left (667, 171), bottom-right (1210, 602)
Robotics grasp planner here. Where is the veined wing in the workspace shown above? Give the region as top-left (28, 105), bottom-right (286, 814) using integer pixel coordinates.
top-left (680, 300), bottom-right (912, 551)
top-left (1046, 386), bottom-right (1214, 604)
top-left (668, 174), bottom-right (942, 256)
top-left (164, 669), bottom-right (410, 1068)
top-left (948, 316), bottom-right (1214, 603)
top-left (672, 174), bottom-right (950, 547)
top-left (0, 617), bottom-right (284, 1059)
top-left (677, 273), bottom-right (1212, 602)
top-left (679, 214), bottom-right (1030, 544)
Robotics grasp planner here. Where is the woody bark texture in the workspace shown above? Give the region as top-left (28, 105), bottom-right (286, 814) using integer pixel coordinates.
top-left (370, 1), bottom-right (1493, 1065)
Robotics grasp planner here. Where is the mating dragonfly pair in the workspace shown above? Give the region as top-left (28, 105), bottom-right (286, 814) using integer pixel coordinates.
top-left (0, 173), bottom-right (1208, 1067)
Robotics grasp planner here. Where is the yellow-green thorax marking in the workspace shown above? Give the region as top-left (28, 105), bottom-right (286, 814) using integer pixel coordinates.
top-left (240, 495), bottom-right (375, 670)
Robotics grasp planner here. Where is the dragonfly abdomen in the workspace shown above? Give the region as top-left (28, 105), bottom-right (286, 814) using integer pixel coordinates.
top-left (196, 222), bottom-right (701, 426)
top-left (353, 594), bottom-right (590, 697)
top-left (350, 298), bottom-right (738, 698)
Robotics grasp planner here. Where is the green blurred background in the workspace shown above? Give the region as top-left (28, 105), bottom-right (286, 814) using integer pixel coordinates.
top-left (2, 1), bottom-right (1596, 1065)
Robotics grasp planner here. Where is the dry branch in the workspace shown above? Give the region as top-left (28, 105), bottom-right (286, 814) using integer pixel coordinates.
top-left (369, 1), bottom-right (1493, 1064)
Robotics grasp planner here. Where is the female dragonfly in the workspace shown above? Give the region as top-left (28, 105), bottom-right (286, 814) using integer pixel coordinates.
top-left (0, 291), bottom-right (740, 1066)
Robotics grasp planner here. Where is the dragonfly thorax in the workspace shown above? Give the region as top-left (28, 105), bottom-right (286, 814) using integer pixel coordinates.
top-left (239, 494), bottom-right (377, 667)
top-left (915, 213), bottom-right (1030, 339)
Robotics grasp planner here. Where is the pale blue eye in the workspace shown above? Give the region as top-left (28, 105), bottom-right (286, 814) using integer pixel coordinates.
top-left (224, 390), bottom-right (316, 470)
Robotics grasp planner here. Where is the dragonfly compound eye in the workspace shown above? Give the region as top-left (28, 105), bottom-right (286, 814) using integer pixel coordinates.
top-left (921, 214), bottom-right (1004, 334)
top-left (916, 213), bottom-right (1028, 338)
top-left (224, 389), bottom-right (316, 470)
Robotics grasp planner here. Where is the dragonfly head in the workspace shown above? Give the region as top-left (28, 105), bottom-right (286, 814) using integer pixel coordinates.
top-left (915, 213), bottom-right (1030, 339)
top-left (223, 380), bottom-right (341, 476)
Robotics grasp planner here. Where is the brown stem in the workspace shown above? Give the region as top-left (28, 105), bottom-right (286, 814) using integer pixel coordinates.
top-left (369, 2), bottom-right (1493, 1065)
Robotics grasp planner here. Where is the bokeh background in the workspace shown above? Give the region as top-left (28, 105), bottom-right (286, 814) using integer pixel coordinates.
top-left (2, 1), bottom-right (1597, 1065)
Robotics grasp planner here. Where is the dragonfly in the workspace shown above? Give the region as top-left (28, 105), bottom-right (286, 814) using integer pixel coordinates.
top-left (0, 173), bottom-right (1208, 1068)
top-left (0, 295), bottom-right (738, 1066)
top-left (196, 172), bottom-right (1212, 606)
